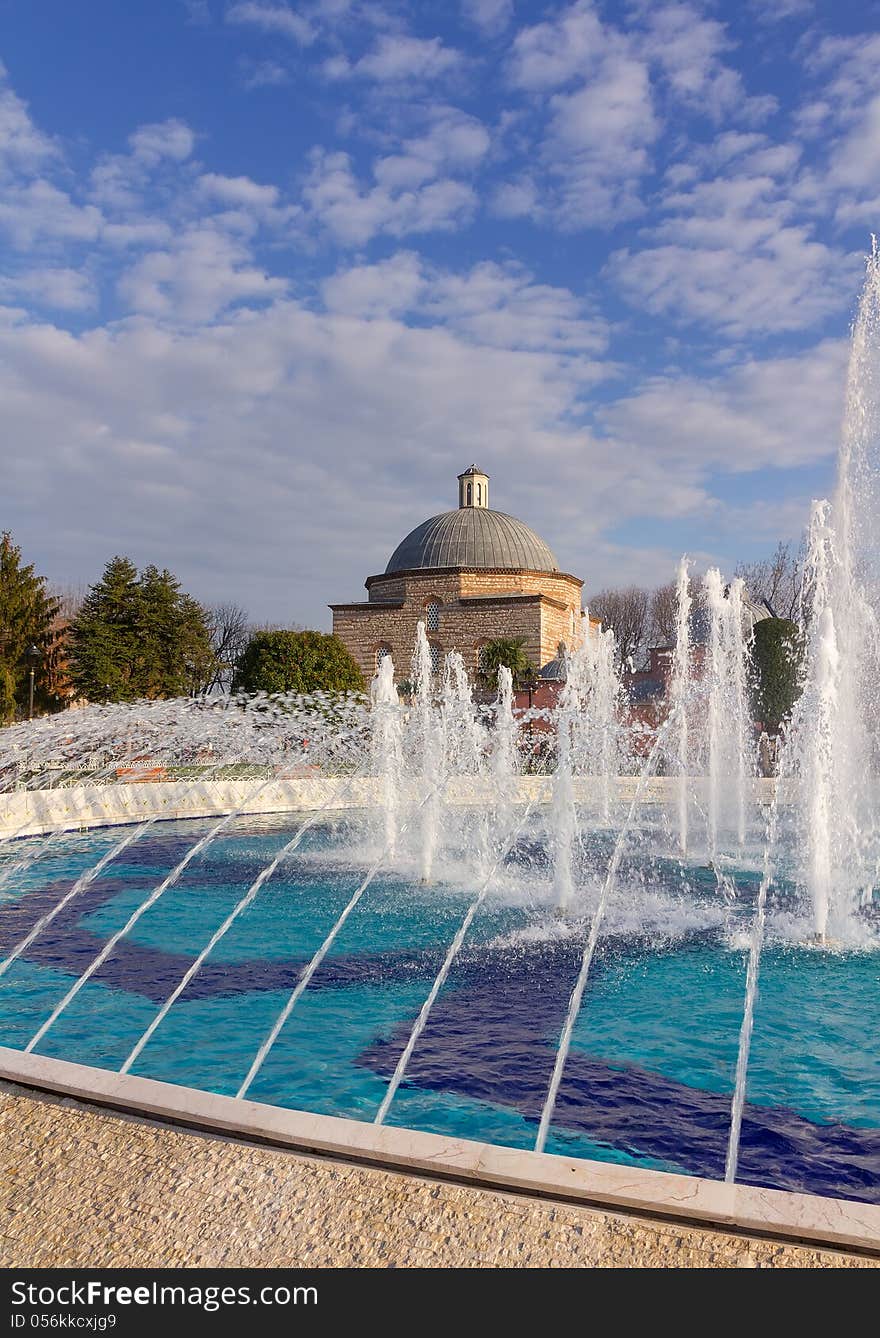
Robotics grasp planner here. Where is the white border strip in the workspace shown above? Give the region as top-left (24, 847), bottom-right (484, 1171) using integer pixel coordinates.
top-left (0, 1046), bottom-right (876, 1254)
top-left (0, 776), bottom-right (781, 841)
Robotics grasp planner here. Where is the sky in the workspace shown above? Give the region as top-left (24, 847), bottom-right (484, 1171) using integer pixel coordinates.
top-left (1, 0), bottom-right (878, 626)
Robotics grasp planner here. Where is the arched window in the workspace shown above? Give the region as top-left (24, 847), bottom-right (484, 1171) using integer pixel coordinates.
top-left (429, 642), bottom-right (442, 674)
top-left (426, 599), bottom-right (440, 632)
top-left (376, 644), bottom-right (392, 670)
top-left (477, 482), bottom-right (482, 505)
top-left (466, 482), bottom-right (472, 505)
top-left (476, 642), bottom-right (490, 672)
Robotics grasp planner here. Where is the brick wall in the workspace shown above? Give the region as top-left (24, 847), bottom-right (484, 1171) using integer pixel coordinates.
top-left (332, 567), bottom-right (584, 683)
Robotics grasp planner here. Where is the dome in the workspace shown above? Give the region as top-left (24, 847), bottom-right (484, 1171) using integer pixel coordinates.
top-left (538, 655), bottom-right (567, 682)
top-left (385, 507), bottom-right (560, 575)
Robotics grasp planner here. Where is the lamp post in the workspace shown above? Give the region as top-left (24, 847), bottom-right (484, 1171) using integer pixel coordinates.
top-left (25, 644), bottom-right (42, 720)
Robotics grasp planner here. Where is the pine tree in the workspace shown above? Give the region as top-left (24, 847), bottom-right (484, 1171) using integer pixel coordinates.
top-left (69, 558), bottom-right (213, 702)
top-left (0, 532), bottom-right (62, 723)
top-left (69, 557), bottom-right (140, 702)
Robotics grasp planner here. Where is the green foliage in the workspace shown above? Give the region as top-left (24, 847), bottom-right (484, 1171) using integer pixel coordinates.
top-left (0, 532), bottom-right (63, 723)
top-left (750, 617), bottom-right (804, 732)
top-left (69, 558), bottom-right (213, 703)
top-left (477, 637), bottom-right (535, 690)
top-left (233, 630), bottom-right (365, 696)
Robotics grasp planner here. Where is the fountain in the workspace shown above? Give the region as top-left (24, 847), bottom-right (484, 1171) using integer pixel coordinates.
top-left (0, 245), bottom-right (879, 1217)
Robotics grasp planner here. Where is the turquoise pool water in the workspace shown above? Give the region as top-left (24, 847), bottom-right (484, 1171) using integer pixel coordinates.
top-left (0, 813), bottom-right (877, 1200)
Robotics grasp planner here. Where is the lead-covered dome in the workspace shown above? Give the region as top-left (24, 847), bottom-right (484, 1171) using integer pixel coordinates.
top-left (385, 507), bottom-right (560, 574)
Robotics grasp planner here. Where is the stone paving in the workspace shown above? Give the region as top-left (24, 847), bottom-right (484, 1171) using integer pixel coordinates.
top-left (0, 1083), bottom-right (875, 1268)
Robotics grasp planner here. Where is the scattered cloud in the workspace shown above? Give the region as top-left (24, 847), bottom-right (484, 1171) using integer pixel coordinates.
top-left (198, 171), bottom-right (280, 210)
top-left (0, 266), bottom-right (95, 311)
top-left (461, 0), bottom-right (513, 35)
top-left (507, 1), bottom-right (605, 93)
top-left (325, 34), bottom-right (463, 82)
top-left (322, 251), bottom-right (610, 356)
top-left (225, 2), bottom-right (315, 45)
top-left (0, 62), bottom-right (57, 172)
top-left (238, 57), bottom-right (290, 88)
top-left (303, 149), bottom-right (477, 245)
top-left (116, 225), bottom-right (288, 322)
top-left (0, 7), bottom-right (868, 621)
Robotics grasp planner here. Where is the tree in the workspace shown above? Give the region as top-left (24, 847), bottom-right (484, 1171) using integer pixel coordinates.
top-left (588, 586), bottom-right (650, 668)
top-left (750, 618), bottom-right (803, 733)
top-left (649, 581), bottom-right (679, 647)
top-left (135, 566), bottom-right (213, 698)
top-left (232, 630), bottom-right (364, 695)
top-left (0, 532), bottom-right (63, 722)
top-left (204, 602), bottom-right (250, 693)
top-left (69, 558), bottom-right (213, 702)
top-left (735, 540), bottom-right (805, 622)
top-left (68, 557), bottom-right (140, 702)
top-left (477, 638), bottom-right (535, 689)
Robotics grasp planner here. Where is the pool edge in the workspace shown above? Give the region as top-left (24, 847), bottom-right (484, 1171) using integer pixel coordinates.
top-left (1, 1046), bottom-right (877, 1256)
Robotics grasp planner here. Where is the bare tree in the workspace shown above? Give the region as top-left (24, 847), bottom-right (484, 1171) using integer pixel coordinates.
top-left (50, 583), bottom-right (88, 625)
top-left (649, 582), bottom-right (678, 647)
top-left (734, 540), bottom-right (805, 622)
top-left (588, 586), bottom-right (650, 668)
top-left (205, 603), bottom-right (250, 693)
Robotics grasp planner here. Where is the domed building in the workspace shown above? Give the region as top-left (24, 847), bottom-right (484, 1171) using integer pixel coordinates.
top-left (331, 466), bottom-right (585, 682)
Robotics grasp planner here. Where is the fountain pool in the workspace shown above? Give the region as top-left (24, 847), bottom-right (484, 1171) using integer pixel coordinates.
top-left (0, 810), bottom-right (877, 1204)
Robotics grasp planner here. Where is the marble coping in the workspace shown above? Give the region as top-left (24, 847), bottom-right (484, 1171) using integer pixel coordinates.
top-left (0, 1046), bottom-right (876, 1255)
top-left (0, 775), bottom-right (781, 841)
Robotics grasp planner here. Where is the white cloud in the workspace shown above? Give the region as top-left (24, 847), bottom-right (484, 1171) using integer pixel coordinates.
top-left (607, 153), bottom-right (854, 336)
top-left (506, 4), bottom-right (658, 228)
top-left (303, 149), bottom-right (477, 245)
top-left (322, 252), bottom-right (610, 357)
top-left (373, 108), bottom-right (490, 191)
top-left (225, 2), bottom-right (314, 44)
top-left (129, 119), bottom-right (196, 165)
top-left (89, 118), bottom-right (197, 216)
top-left (198, 172), bottom-right (280, 209)
top-left (116, 226), bottom-right (288, 321)
top-left (0, 180), bottom-right (102, 249)
top-left (0, 267), bottom-right (95, 311)
top-left (546, 50), bottom-right (658, 227)
top-left (490, 176), bottom-right (540, 220)
top-left (461, 0), bottom-right (513, 33)
top-left (328, 34), bottom-right (463, 82)
top-left (599, 338), bottom-right (849, 475)
top-left (637, 3), bottom-right (777, 125)
top-left (322, 252), bottom-right (426, 318)
top-left (238, 57), bottom-right (290, 88)
top-left (507, 1), bottom-right (605, 92)
top-left (0, 63), bottom-right (57, 173)
top-left (795, 33), bottom-right (880, 222)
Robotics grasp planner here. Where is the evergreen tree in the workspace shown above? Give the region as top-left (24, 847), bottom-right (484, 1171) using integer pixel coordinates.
top-left (233, 630), bottom-right (364, 695)
top-left (69, 558), bottom-right (213, 702)
top-left (68, 557), bottom-right (141, 702)
top-left (0, 532), bottom-right (62, 722)
top-left (137, 566), bottom-right (212, 698)
top-left (751, 617), bottom-right (804, 733)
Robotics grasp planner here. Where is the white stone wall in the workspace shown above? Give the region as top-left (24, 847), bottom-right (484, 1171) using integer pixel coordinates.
top-left (0, 776), bottom-right (780, 840)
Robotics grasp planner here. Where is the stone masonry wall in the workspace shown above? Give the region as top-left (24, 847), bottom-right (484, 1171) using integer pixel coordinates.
top-left (333, 568), bottom-right (582, 682)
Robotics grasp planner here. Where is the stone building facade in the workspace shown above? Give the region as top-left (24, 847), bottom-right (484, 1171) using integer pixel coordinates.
top-left (331, 467), bottom-right (584, 683)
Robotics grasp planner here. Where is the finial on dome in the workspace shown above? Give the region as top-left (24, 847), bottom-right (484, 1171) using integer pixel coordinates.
top-left (457, 464), bottom-right (489, 509)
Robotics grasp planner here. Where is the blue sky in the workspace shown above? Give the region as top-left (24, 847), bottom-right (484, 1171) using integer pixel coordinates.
top-left (1, 0), bottom-right (878, 624)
